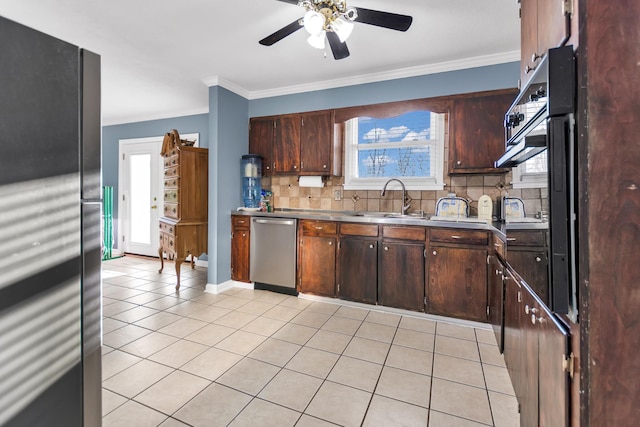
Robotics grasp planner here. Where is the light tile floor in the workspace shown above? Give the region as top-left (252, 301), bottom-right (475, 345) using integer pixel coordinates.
top-left (101, 255), bottom-right (519, 427)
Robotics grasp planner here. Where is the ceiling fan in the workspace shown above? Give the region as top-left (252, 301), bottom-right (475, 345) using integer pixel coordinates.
top-left (259, 0), bottom-right (413, 60)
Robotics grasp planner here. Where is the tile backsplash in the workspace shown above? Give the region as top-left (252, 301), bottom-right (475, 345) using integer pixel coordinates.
top-left (263, 172), bottom-right (547, 219)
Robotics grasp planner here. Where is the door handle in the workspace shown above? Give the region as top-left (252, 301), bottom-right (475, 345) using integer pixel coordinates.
top-left (151, 205), bottom-right (158, 209)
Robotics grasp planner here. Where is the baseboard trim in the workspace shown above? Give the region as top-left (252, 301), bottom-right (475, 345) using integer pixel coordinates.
top-left (206, 280), bottom-right (253, 294)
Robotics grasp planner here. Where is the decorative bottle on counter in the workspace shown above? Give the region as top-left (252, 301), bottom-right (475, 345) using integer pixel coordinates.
top-left (241, 154), bottom-right (262, 208)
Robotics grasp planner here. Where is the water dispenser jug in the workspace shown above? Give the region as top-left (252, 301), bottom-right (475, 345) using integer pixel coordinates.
top-left (241, 154), bottom-right (262, 208)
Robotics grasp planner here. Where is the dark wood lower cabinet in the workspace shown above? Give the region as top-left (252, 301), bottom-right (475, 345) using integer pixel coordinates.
top-left (503, 266), bottom-right (571, 427)
top-left (488, 254), bottom-right (505, 352)
top-left (428, 246), bottom-right (488, 322)
top-left (230, 215), bottom-right (250, 282)
top-left (299, 235), bottom-right (336, 297)
top-left (378, 241), bottom-right (425, 312)
top-left (337, 237), bottom-right (377, 304)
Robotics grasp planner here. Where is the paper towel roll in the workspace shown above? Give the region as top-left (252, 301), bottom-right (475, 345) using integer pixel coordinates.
top-left (298, 176), bottom-right (324, 188)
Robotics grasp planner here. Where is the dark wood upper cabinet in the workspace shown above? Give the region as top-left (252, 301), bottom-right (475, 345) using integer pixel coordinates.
top-left (520, 0), bottom-right (570, 87)
top-left (300, 111), bottom-right (333, 174)
top-left (274, 115), bottom-right (301, 174)
top-left (250, 110), bottom-right (338, 176)
top-left (248, 117), bottom-right (275, 176)
top-left (449, 89), bottom-right (517, 174)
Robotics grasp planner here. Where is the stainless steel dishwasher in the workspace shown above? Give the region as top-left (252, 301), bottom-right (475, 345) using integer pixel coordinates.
top-left (250, 217), bottom-right (298, 295)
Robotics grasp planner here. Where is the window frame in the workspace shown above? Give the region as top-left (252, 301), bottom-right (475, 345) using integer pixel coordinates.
top-left (343, 112), bottom-right (446, 191)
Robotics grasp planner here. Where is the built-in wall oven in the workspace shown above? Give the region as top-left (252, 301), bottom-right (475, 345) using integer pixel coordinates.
top-left (497, 45), bottom-right (577, 319)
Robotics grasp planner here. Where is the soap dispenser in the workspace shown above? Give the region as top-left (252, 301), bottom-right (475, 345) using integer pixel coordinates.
top-left (477, 195), bottom-right (493, 223)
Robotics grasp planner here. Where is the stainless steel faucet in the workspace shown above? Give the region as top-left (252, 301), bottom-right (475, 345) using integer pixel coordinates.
top-left (381, 178), bottom-right (411, 216)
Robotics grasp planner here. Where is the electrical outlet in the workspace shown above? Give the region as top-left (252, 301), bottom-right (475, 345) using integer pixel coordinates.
top-left (334, 189), bottom-right (342, 201)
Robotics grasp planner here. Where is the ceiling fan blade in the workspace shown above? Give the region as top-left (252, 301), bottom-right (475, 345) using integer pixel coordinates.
top-left (326, 31), bottom-right (350, 60)
top-left (274, 0), bottom-right (299, 4)
top-left (354, 8), bottom-right (413, 32)
top-left (259, 19), bottom-right (303, 46)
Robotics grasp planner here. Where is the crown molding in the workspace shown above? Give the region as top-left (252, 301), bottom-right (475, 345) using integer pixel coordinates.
top-left (202, 50), bottom-right (520, 101)
top-left (102, 106), bottom-right (210, 126)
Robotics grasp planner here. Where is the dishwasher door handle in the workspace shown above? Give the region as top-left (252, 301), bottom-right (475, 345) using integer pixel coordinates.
top-left (253, 218), bottom-right (296, 226)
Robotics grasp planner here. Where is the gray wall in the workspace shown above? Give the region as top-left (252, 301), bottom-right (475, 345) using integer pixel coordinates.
top-left (102, 61), bottom-right (520, 285)
top-left (207, 86), bottom-right (249, 285)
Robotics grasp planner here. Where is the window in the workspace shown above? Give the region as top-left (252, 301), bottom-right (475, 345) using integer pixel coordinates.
top-left (344, 111), bottom-right (445, 190)
top-left (511, 151), bottom-right (548, 188)
top-left (510, 101), bottom-right (548, 189)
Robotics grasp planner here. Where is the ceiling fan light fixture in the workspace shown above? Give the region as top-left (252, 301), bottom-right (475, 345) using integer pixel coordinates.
top-left (331, 17), bottom-right (354, 42)
top-left (307, 30), bottom-right (326, 49)
top-left (303, 10), bottom-right (325, 35)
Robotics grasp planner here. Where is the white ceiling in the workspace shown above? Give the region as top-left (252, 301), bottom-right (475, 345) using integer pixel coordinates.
top-left (0, 0), bottom-right (521, 125)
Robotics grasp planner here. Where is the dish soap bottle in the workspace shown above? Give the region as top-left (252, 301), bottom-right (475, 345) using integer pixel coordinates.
top-left (477, 195), bottom-right (493, 223)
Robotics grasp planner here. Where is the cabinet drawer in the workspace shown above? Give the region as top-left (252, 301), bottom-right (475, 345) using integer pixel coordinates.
top-left (159, 221), bottom-right (175, 235)
top-left (164, 153), bottom-right (180, 168)
top-left (301, 220), bottom-right (337, 236)
top-left (430, 228), bottom-right (488, 245)
top-left (383, 226), bottom-right (426, 241)
top-left (164, 165), bottom-right (179, 177)
top-left (164, 203), bottom-right (178, 219)
top-left (339, 223), bottom-right (379, 237)
top-left (163, 189), bottom-right (179, 203)
top-left (506, 230), bottom-right (545, 247)
top-left (164, 177), bottom-right (179, 189)
top-left (231, 215), bottom-right (250, 230)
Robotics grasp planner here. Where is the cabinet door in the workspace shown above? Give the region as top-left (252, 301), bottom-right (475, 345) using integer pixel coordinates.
top-left (231, 228), bottom-right (250, 282)
top-left (299, 235), bottom-right (336, 296)
top-left (507, 249), bottom-right (549, 305)
top-left (537, 302), bottom-right (570, 427)
top-left (300, 111), bottom-right (333, 174)
top-left (520, 290), bottom-right (540, 427)
top-left (449, 91), bottom-right (516, 174)
top-left (249, 117), bottom-right (275, 176)
top-left (520, 0), bottom-right (539, 86)
top-left (379, 241), bottom-right (425, 312)
top-left (488, 255), bottom-right (505, 352)
top-left (428, 246), bottom-right (487, 321)
top-left (274, 115), bottom-right (301, 173)
top-left (337, 237), bottom-right (377, 304)
top-left (503, 271), bottom-right (523, 397)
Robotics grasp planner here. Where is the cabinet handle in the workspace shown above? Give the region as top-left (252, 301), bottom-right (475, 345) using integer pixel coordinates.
top-left (525, 305), bottom-right (538, 315)
top-left (266, 165), bottom-right (270, 170)
top-left (323, 164), bottom-right (327, 169)
top-left (531, 52), bottom-right (541, 63)
top-left (293, 165), bottom-right (298, 169)
top-left (384, 246), bottom-right (389, 251)
top-left (506, 237), bottom-right (516, 241)
top-left (535, 256), bottom-right (542, 262)
top-left (451, 235), bottom-right (461, 239)
top-left (314, 226), bottom-right (323, 230)
top-left (301, 161), bottom-right (304, 169)
top-left (525, 65), bottom-right (536, 74)
top-left (456, 160), bottom-right (462, 166)
top-left (328, 241), bottom-right (333, 246)
top-left (238, 220), bottom-right (245, 224)
top-left (432, 250), bottom-right (437, 256)
top-left (242, 233), bottom-right (246, 237)
top-left (369, 244), bottom-right (374, 249)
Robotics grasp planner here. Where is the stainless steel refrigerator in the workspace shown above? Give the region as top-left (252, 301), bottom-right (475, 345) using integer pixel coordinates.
top-left (0, 16), bottom-right (102, 426)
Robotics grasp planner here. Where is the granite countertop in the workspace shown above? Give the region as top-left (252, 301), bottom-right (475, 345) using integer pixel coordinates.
top-left (232, 208), bottom-right (501, 231)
